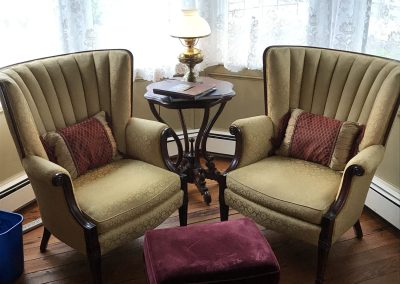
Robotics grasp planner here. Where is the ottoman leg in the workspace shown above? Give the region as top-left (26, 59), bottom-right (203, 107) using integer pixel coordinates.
top-left (179, 177), bottom-right (188, 226)
top-left (40, 227), bottom-right (51, 252)
top-left (85, 228), bottom-right (102, 283)
top-left (353, 220), bottom-right (363, 239)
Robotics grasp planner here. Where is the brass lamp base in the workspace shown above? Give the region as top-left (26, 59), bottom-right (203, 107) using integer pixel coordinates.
top-left (178, 38), bottom-right (204, 82)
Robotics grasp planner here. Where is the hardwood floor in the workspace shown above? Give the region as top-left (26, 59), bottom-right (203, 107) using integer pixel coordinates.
top-left (16, 160), bottom-right (400, 284)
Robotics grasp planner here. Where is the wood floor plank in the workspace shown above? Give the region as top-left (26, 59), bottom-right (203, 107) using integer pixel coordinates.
top-left (328, 255), bottom-right (399, 284)
top-left (360, 271), bottom-right (400, 284)
top-left (327, 243), bottom-right (400, 280)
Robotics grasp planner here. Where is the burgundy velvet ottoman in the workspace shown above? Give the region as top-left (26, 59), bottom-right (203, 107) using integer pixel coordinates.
top-left (143, 218), bottom-right (280, 284)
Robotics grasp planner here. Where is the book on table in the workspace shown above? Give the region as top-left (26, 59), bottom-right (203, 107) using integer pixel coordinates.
top-left (152, 80), bottom-right (217, 100)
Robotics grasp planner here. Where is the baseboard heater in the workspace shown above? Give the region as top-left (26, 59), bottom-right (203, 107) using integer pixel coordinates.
top-left (166, 129), bottom-right (235, 157)
top-left (0, 175), bottom-right (35, 212)
top-left (365, 177), bottom-right (400, 229)
top-left (0, 177), bottom-right (30, 200)
top-left (0, 174), bottom-right (41, 233)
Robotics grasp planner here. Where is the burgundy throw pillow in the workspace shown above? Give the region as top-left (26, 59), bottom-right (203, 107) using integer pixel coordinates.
top-left (42, 111), bottom-right (118, 178)
top-left (277, 109), bottom-right (361, 171)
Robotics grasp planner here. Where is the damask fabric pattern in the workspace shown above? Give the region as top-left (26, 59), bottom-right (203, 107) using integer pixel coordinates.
top-left (277, 109), bottom-right (361, 171)
top-left (332, 145), bottom-right (384, 242)
top-left (42, 111), bottom-right (118, 179)
top-left (227, 156), bottom-right (342, 225)
top-left (99, 191), bottom-right (183, 255)
top-left (231, 115), bottom-right (274, 169)
top-left (22, 155), bottom-right (88, 255)
top-left (74, 159), bottom-right (181, 234)
top-left (125, 117), bottom-right (169, 170)
top-left (224, 190), bottom-right (322, 245)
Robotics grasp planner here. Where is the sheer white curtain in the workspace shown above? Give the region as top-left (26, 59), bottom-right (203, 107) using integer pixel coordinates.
top-left (308, 0), bottom-right (371, 52)
top-left (0, 0), bottom-right (183, 81)
top-left (0, 0), bottom-right (399, 80)
top-left (0, 0), bottom-right (63, 67)
top-left (199, 0), bottom-right (400, 72)
top-left (58, 0), bottom-right (183, 81)
top-left (199, 0), bottom-right (310, 71)
top-left (366, 0), bottom-right (400, 60)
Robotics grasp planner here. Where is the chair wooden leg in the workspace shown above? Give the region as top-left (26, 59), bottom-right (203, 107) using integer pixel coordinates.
top-left (87, 247), bottom-right (102, 284)
top-left (220, 203), bottom-right (229, 221)
top-left (218, 176), bottom-right (229, 221)
top-left (84, 226), bottom-right (102, 284)
top-left (353, 220), bottom-right (363, 239)
top-left (179, 178), bottom-right (188, 226)
top-left (40, 227), bottom-right (51, 252)
top-left (316, 241), bottom-right (331, 284)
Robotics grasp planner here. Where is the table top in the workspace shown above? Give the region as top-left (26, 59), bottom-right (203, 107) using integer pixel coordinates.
top-left (144, 77), bottom-right (235, 109)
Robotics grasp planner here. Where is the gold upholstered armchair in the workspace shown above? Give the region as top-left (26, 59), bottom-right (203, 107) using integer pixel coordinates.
top-left (219, 46), bottom-right (400, 283)
top-left (0, 50), bottom-right (188, 283)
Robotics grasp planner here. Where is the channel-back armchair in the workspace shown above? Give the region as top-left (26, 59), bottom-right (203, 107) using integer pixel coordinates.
top-left (219, 46), bottom-right (400, 283)
top-left (0, 50), bottom-right (188, 283)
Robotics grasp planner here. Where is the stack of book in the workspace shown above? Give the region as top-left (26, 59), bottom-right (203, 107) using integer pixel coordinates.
top-left (152, 80), bottom-right (218, 102)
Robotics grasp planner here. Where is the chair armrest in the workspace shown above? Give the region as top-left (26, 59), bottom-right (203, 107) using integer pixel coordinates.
top-left (344, 145), bottom-right (385, 176)
top-left (328, 145), bottom-right (385, 242)
top-left (125, 117), bottom-right (169, 169)
top-left (228, 115), bottom-right (274, 171)
top-left (22, 155), bottom-right (92, 254)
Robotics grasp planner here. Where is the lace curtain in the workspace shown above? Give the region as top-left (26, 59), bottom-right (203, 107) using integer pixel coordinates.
top-left (0, 0), bottom-right (183, 81)
top-left (0, 1), bottom-right (63, 67)
top-left (0, 0), bottom-right (399, 80)
top-left (57, 0), bottom-right (183, 81)
top-left (199, 0), bottom-right (400, 71)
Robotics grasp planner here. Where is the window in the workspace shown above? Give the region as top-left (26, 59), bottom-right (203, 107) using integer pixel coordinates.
top-left (366, 0), bottom-right (400, 59)
top-left (0, 0), bottom-right (399, 80)
top-left (0, 0), bottom-right (62, 67)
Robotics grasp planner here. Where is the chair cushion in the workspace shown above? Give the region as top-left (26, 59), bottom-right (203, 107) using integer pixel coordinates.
top-left (143, 218), bottom-right (280, 284)
top-left (73, 159), bottom-right (181, 233)
top-left (42, 111), bottom-right (118, 178)
top-left (277, 109), bottom-right (361, 171)
top-left (227, 156), bottom-right (342, 225)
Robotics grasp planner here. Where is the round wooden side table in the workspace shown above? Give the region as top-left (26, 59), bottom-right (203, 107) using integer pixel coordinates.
top-left (144, 77), bottom-right (235, 204)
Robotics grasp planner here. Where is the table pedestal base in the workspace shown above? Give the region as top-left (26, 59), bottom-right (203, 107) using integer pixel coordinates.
top-left (149, 102), bottom-right (227, 205)
top-left (179, 138), bottom-right (215, 205)
top-left (145, 77), bottom-right (235, 205)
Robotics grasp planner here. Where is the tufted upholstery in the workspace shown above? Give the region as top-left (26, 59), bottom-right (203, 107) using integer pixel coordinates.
top-left (0, 50), bottom-right (186, 282)
top-left (222, 46), bottom-right (400, 283)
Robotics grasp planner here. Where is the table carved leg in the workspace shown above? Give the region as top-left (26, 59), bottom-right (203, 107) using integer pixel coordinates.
top-left (200, 102), bottom-right (227, 181)
top-left (149, 103), bottom-right (183, 169)
top-left (148, 101), bottom-right (227, 205)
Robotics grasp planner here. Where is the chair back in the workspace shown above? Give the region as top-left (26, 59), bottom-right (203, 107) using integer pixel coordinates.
top-left (0, 50), bottom-right (133, 159)
top-left (263, 46), bottom-right (400, 150)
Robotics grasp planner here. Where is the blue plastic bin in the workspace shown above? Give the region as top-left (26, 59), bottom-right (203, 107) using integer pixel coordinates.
top-left (0, 210), bottom-right (24, 284)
